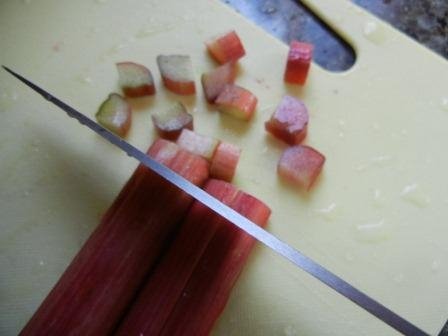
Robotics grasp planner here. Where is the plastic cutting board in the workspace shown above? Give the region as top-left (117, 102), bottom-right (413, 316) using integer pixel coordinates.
top-left (1, 0), bottom-right (448, 335)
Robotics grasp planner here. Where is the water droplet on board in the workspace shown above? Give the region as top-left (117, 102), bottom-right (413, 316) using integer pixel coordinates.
top-left (355, 219), bottom-right (388, 243)
top-left (39, 260), bottom-right (45, 266)
top-left (441, 98), bottom-right (448, 112)
top-left (363, 21), bottom-right (377, 36)
top-left (431, 260), bottom-right (440, 273)
top-left (372, 122), bottom-right (381, 131)
top-left (23, 0), bottom-right (32, 4)
top-left (355, 155), bottom-right (392, 172)
top-left (135, 28), bottom-right (154, 38)
top-left (372, 188), bottom-right (385, 207)
top-left (90, 27), bottom-right (101, 34)
top-left (315, 203), bottom-right (338, 221)
top-left (76, 75), bottom-right (92, 85)
top-left (23, 190), bottom-right (31, 197)
top-left (400, 183), bottom-right (431, 208)
top-left (125, 36), bottom-right (136, 44)
top-left (95, 0), bottom-right (107, 4)
top-left (344, 252), bottom-right (355, 262)
top-left (363, 21), bottom-right (386, 44)
top-left (107, 43), bottom-right (126, 55)
top-left (338, 119), bottom-right (346, 130)
top-left (283, 325), bottom-right (298, 336)
top-left (393, 273), bottom-right (404, 284)
top-left (370, 155), bottom-right (393, 167)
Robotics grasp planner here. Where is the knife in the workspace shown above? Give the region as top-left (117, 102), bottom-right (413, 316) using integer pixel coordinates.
top-left (2, 65), bottom-right (429, 336)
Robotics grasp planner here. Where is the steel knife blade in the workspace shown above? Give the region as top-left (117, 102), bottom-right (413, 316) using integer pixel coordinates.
top-left (2, 65), bottom-right (429, 336)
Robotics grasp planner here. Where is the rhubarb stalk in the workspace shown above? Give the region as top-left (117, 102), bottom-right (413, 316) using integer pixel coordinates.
top-left (115, 180), bottom-right (239, 336)
top-left (159, 191), bottom-right (270, 336)
top-left (19, 139), bottom-right (209, 336)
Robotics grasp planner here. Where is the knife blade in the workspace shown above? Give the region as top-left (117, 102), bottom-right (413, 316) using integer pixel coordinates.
top-left (2, 65), bottom-right (428, 336)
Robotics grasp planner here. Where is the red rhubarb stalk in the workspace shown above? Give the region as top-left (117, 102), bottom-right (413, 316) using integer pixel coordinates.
top-left (152, 102), bottom-right (194, 141)
top-left (265, 95), bottom-right (309, 145)
top-left (215, 84), bottom-right (258, 121)
top-left (159, 189), bottom-right (271, 336)
top-left (176, 129), bottom-right (220, 161)
top-left (115, 179), bottom-right (239, 336)
top-left (206, 30), bottom-right (246, 64)
top-left (210, 141), bottom-right (241, 182)
top-left (284, 41), bottom-right (313, 85)
top-left (19, 139), bottom-right (209, 336)
top-left (278, 145), bottom-right (325, 190)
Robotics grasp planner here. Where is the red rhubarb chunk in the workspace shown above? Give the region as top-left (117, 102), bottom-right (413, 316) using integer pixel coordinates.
top-left (176, 129), bottom-right (219, 161)
top-left (114, 180), bottom-right (239, 336)
top-left (265, 95), bottom-right (309, 145)
top-left (284, 41), bottom-right (313, 85)
top-left (157, 55), bottom-right (196, 95)
top-left (206, 30), bottom-right (245, 64)
top-left (210, 142), bottom-right (241, 182)
top-left (116, 62), bottom-right (155, 97)
top-left (215, 84), bottom-right (257, 121)
top-left (159, 190), bottom-right (271, 336)
top-left (201, 62), bottom-right (237, 103)
top-left (19, 139), bottom-right (209, 336)
top-left (152, 102), bottom-right (193, 140)
top-left (278, 145), bottom-right (325, 190)
top-left (95, 93), bottom-right (131, 137)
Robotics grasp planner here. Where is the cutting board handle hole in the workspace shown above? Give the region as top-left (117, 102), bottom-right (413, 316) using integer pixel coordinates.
top-left (295, 0), bottom-right (356, 72)
top-left (224, 0), bottom-right (356, 72)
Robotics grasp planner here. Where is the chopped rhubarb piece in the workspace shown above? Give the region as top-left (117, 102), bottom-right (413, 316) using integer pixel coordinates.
top-left (210, 142), bottom-right (241, 182)
top-left (95, 93), bottom-right (131, 137)
top-left (206, 30), bottom-right (246, 64)
top-left (116, 62), bottom-right (155, 97)
top-left (284, 41), bottom-right (313, 85)
top-left (265, 95), bottom-right (309, 145)
top-left (215, 84), bottom-right (257, 121)
top-left (157, 55), bottom-right (196, 95)
top-left (19, 139), bottom-right (209, 336)
top-left (115, 180), bottom-right (239, 336)
top-left (151, 102), bottom-right (193, 140)
top-left (176, 129), bottom-right (219, 161)
top-left (201, 62), bottom-right (237, 103)
top-left (278, 145), bottom-right (325, 190)
top-left (159, 190), bottom-right (271, 336)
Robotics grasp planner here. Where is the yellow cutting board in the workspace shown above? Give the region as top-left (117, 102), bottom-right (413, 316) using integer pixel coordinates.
top-left (1, 0), bottom-right (447, 335)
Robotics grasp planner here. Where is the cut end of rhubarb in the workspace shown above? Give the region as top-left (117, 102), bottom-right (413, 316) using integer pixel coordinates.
top-left (232, 191), bottom-right (271, 227)
top-left (176, 129), bottom-right (219, 161)
top-left (95, 93), bottom-right (131, 137)
top-left (265, 95), bottom-right (309, 145)
top-left (210, 142), bottom-right (241, 182)
top-left (148, 138), bottom-right (209, 185)
top-left (206, 30), bottom-right (246, 64)
top-left (148, 138), bottom-right (180, 165)
top-left (116, 62), bottom-right (155, 97)
top-left (201, 62), bottom-right (237, 103)
top-left (157, 55), bottom-right (196, 95)
top-left (284, 41), bottom-right (313, 85)
top-left (278, 145), bottom-right (325, 190)
top-left (215, 84), bottom-right (257, 121)
top-left (152, 102), bottom-right (193, 141)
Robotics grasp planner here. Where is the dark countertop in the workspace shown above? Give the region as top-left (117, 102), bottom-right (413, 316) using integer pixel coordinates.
top-left (222, 0), bottom-right (448, 72)
top-left (221, 0), bottom-right (448, 335)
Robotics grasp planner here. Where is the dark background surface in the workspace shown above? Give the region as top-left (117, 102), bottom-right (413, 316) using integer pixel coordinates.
top-left (222, 0), bottom-right (448, 71)
top-left (221, 0), bottom-right (448, 335)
